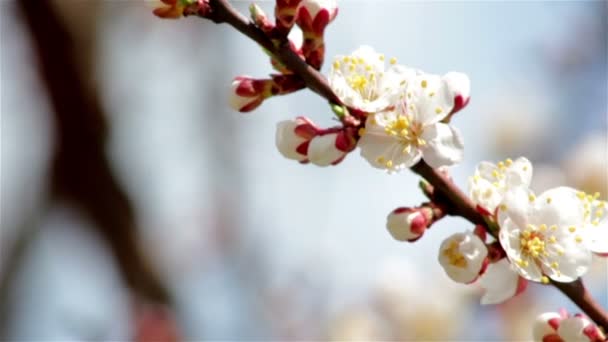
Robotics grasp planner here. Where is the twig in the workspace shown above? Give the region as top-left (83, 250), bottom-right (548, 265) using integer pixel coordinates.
top-left (193, 0), bottom-right (608, 331)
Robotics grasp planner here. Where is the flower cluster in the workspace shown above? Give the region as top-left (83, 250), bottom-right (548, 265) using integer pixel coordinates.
top-left (431, 157), bottom-right (607, 305)
top-left (533, 310), bottom-right (604, 342)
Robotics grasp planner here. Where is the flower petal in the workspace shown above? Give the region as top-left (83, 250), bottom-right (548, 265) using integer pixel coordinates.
top-left (407, 74), bottom-right (453, 125)
top-left (479, 259), bottom-right (520, 304)
top-left (530, 187), bottom-right (585, 228)
top-left (308, 134), bottom-right (344, 166)
top-left (504, 157), bottom-right (533, 188)
top-left (420, 123), bottom-right (464, 168)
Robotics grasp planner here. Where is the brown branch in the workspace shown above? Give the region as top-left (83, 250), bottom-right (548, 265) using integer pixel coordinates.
top-left (18, 0), bottom-right (171, 306)
top-left (552, 280), bottom-right (608, 332)
top-left (188, 0), bottom-right (608, 331)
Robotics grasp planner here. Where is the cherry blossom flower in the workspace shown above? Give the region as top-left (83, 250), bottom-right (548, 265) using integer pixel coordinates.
top-left (478, 258), bottom-right (527, 304)
top-left (386, 207), bottom-right (431, 242)
top-left (468, 157), bottom-right (532, 214)
top-left (328, 46), bottom-right (416, 113)
top-left (358, 73), bottom-right (465, 171)
top-left (229, 76), bottom-right (271, 112)
top-left (575, 190), bottom-right (608, 256)
top-left (497, 186), bottom-right (593, 283)
top-left (438, 231), bottom-right (488, 283)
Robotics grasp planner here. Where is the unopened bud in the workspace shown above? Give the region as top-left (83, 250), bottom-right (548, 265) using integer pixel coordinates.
top-left (296, 0), bottom-right (338, 36)
top-left (307, 130), bottom-right (353, 166)
top-left (386, 207), bottom-right (430, 242)
top-left (275, 117), bottom-right (319, 162)
top-left (229, 76), bottom-right (270, 112)
top-left (250, 3), bottom-right (274, 33)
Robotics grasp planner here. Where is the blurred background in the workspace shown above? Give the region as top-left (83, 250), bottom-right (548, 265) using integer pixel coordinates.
top-left (1, 0), bottom-right (606, 340)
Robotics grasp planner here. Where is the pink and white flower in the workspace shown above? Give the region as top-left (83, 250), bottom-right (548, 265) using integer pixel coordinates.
top-left (386, 207), bottom-right (431, 242)
top-left (498, 186), bottom-right (593, 283)
top-left (329, 46), bottom-right (417, 113)
top-left (438, 231), bottom-right (488, 283)
top-left (468, 157), bottom-right (533, 214)
top-left (358, 73), bottom-right (465, 171)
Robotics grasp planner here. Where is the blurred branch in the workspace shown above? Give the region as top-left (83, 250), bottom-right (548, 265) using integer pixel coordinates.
top-left (194, 0), bottom-right (608, 331)
top-left (14, 0), bottom-right (171, 310)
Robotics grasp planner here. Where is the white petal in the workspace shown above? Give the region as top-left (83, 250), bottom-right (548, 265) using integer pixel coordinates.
top-left (442, 72), bottom-right (470, 102)
top-left (498, 186), bottom-right (532, 229)
top-left (308, 134), bottom-right (344, 166)
top-left (544, 239), bottom-right (591, 282)
top-left (476, 161), bottom-right (500, 182)
top-left (468, 178), bottom-right (503, 213)
top-left (407, 74), bottom-right (453, 125)
top-left (505, 157), bottom-right (533, 188)
top-left (530, 187), bottom-right (585, 228)
top-left (438, 232), bottom-right (488, 283)
top-left (479, 259), bottom-right (520, 304)
top-left (358, 133), bottom-right (420, 171)
top-left (351, 45), bottom-right (384, 71)
top-left (587, 218), bottom-right (608, 254)
top-left (420, 123), bottom-right (464, 168)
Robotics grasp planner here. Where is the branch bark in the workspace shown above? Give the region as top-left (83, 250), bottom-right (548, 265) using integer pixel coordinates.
top-left (198, 0), bottom-right (608, 332)
top-left (17, 0), bottom-right (171, 307)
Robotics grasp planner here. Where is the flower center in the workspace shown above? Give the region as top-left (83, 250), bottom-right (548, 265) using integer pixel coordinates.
top-left (383, 114), bottom-right (425, 148)
top-left (334, 56), bottom-right (381, 102)
top-left (443, 240), bottom-right (467, 268)
top-left (520, 228), bottom-right (546, 259)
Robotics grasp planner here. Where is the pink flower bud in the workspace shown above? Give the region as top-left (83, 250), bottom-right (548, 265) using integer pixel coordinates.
top-left (532, 312), bottom-right (562, 342)
top-left (153, 0), bottom-right (185, 19)
top-left (229, 76), bottom-right (270, 112)
top-left (296, 0), bottom-right (338, 36)
top-left (249, 4), bottom-right (274, 33)
top-left (558, 315), bottom-right (603, 342)
top-left (275, 0), bottom-right (303, 34)
top-left (443, 72), bottom-right (471, 115)
top-left (275, 117), bottom-right (319, 162)
top-left (386, 208), bottom-right (430, 242)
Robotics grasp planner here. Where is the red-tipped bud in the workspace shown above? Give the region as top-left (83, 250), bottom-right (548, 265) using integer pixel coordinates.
top-left (250, 4), bottom-right (274, 33)
top-left (153, 0), bottom-right (210, 19)
top-left (229, 76), bottom-right (271, 112)
top-left (533, 311), bottom-right (604, 342)
top-left (307, 127), bottom-right (355, 166)
top-left (386, 207), bottom-right (431, 242)
top-left (275, 0), bottom-right (303, 34)
top-left (295, 0), bottom-right (338, 36)
top-left (276, 117), bottom-right (320, 162)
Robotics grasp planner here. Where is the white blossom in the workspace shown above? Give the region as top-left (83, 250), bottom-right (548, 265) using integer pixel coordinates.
top-left (468, 157), bottom-right (532, 213)
top-left (328, 46), bottom-right (416, 113)
top-left (438, 231), bottom-right (488, 283)
top-left (576, 190), bottom-right (608, 256)
top-left (557, 316), bottom-right (598, 342)
top-left (498, 186), bottom-right (592, 283)
top-left (358, 73), bottom-right (465, 171)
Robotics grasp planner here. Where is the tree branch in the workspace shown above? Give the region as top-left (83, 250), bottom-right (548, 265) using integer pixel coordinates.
top-left (18, 0), bottom-right (171, 306)
top-left (190, 0), bottom-right (608, 331)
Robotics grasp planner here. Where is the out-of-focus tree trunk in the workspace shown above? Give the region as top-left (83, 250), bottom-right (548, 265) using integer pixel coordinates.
top-left (0, 1), bottom-right (173, 337)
